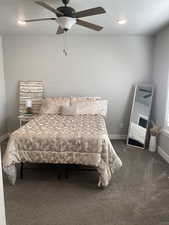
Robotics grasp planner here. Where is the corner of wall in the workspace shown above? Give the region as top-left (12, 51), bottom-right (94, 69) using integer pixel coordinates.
top-left (0, 35), bottom-right (7, 138)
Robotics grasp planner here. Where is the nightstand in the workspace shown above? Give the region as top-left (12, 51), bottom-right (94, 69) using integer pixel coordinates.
top-left (18, 114), bottom-right (37, 127)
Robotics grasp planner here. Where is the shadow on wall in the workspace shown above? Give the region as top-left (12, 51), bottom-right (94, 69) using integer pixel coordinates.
top-left (123, 86), bottom-right (136, 134)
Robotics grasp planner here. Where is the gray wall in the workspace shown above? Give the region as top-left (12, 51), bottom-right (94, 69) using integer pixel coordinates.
top-left (152, 26), bottom-right (169, 127)
top-left (152, 25), bottom-right (169, 156)
top-left (0, 36), bottom-right (7, 137)
top-left (3, 35), bottom-right (154, 135)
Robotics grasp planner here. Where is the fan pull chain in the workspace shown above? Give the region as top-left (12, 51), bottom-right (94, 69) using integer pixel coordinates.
top-left (63, 32), bottom-right (68, 56)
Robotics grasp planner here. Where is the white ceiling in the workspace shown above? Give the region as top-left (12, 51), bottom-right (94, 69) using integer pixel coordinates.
top-left (1, 0), bottom-right (169, 35)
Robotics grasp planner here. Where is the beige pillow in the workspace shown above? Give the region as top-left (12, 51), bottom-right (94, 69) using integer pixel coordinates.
top-left (71, 96), bottom-right (101, 104)
top-left (40, 97), bottom-right (70, 114)
top-left (76, 100), bottom-right (108, 116)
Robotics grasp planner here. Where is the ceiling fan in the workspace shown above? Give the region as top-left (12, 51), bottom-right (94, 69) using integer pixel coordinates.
top-left (22, 0), bottom-right (106, 34)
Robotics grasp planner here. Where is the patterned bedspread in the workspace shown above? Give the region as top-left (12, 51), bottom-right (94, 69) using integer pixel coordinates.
top-left (3, 114), bottom-right (122, 187)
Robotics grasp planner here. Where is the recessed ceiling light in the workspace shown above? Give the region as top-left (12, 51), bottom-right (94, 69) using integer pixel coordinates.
top-left (17, 20), bottom-right (26, 25)
top-left (116, 19), bottom-right (127, 25)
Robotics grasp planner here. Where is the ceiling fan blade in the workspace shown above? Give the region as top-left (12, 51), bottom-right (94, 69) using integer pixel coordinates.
top-left (76, 19), bottom-right (103, 31)
top-left (74, 7), bottom-right (106, 18)
top-left (24, 18), bottom-right (56, 22)
top-left (56, 26), bottom-right (64, 34)
top-left (35, 1), bottom-right (63, 16)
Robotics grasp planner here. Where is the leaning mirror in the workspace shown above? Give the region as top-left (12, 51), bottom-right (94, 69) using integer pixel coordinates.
top-left (127, 85), bottom-right (153, 149)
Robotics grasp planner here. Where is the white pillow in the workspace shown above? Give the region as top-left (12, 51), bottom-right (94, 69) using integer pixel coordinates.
top-left (71, 96), bottom-right (101, 104)
top-left (75, 100), bottom-right (108, 116)
top-left (40, 97), bottom-right (70, 114)
top-left (62, 104), bottom-right (78, 116)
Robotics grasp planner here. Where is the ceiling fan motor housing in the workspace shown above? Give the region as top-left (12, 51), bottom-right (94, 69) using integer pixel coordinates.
top-left (56, 6), bottom-right (75, 18)
top-left (56, 6), bottom-right (76, 31)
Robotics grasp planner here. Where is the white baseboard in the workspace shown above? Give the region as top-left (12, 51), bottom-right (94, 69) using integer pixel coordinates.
top-left (109, 134), bottom-right (127, 140)
top-left (158, 146), bottom-right (169, 164)
top-left (0, 133), bottom-right (9, 143)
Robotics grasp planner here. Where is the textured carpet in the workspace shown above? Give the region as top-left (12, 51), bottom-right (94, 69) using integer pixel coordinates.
top-left (1, 140), bottom-right (169, 225)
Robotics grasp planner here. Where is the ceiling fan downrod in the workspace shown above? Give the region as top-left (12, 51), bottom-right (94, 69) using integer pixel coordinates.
top-left (62, 0), bottom-right (70, 7)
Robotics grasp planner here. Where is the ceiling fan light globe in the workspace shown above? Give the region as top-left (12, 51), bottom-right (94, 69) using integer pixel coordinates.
top-left (17, 20), bottom-right (26, 25)
top-left (56, 16), bottom-right (76, 31)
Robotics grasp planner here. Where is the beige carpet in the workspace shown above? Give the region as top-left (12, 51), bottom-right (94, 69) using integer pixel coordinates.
top-left (2, 140), bottom-right (169, 225)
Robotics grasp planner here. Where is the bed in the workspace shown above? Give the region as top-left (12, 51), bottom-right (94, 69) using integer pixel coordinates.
top-left (3, 97), bottom-right (122, 187)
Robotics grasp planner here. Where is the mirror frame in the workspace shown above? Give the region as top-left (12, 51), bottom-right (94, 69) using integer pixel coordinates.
top-left (127, 84), bottom-right (153, 149)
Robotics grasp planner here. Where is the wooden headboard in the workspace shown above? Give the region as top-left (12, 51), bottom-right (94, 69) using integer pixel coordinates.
top-left (19, 81), bottom-right (44, 115)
